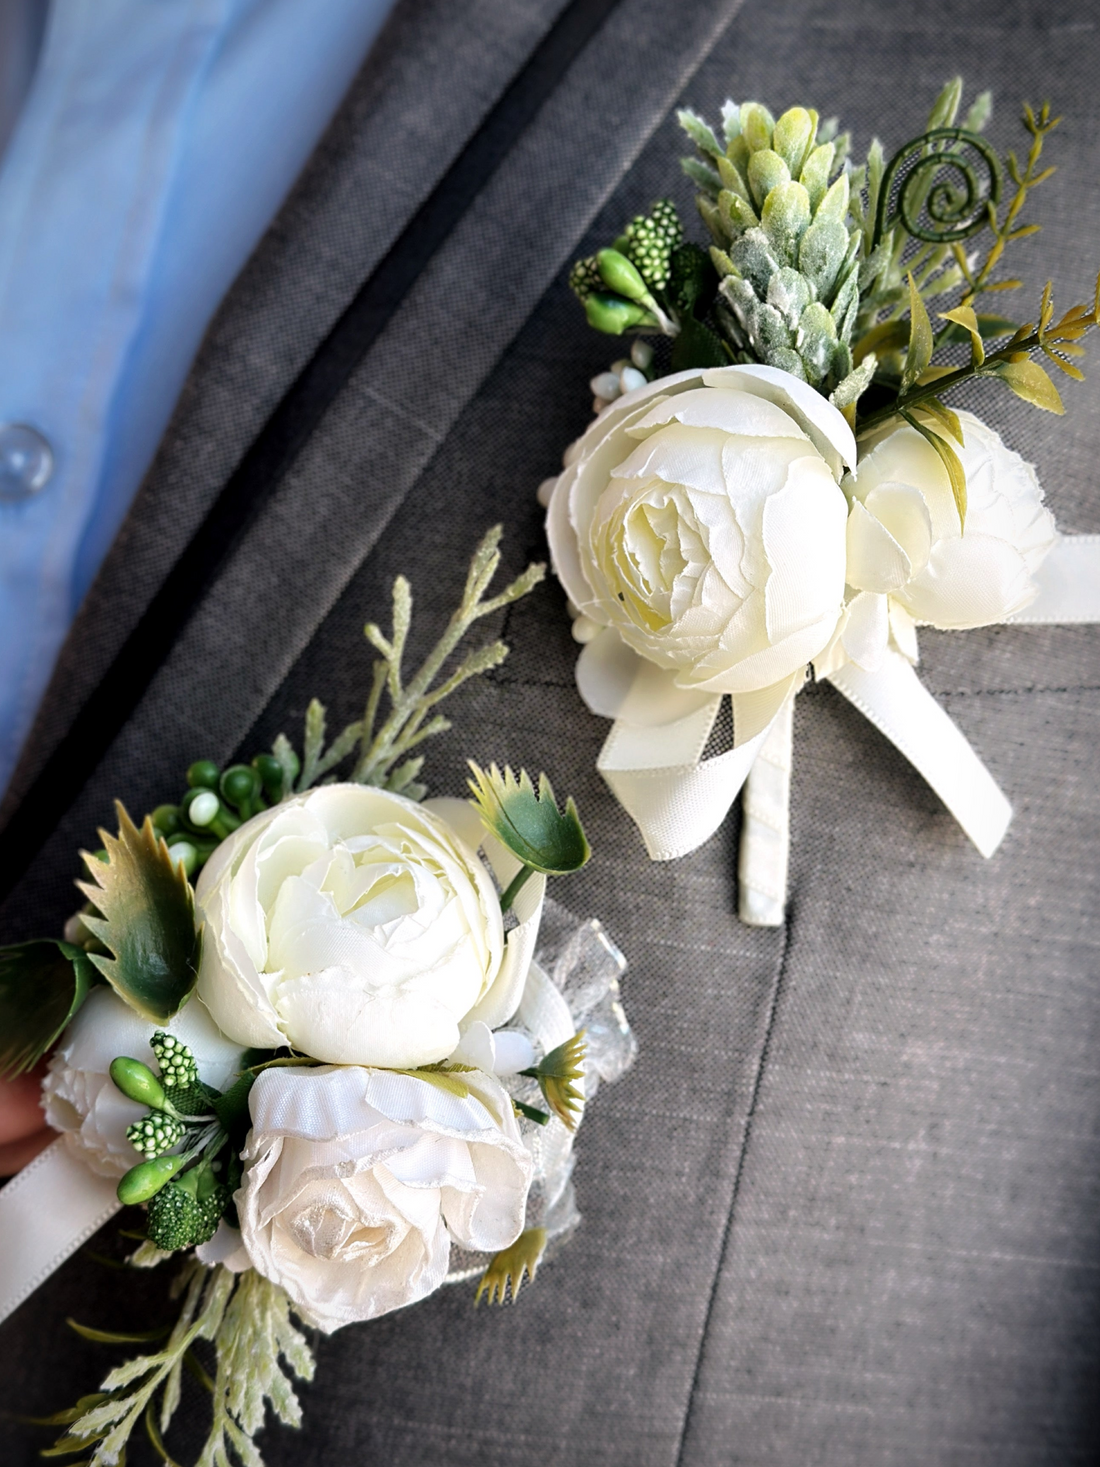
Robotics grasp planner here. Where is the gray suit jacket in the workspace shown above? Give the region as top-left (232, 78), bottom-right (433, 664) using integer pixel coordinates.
top-left (3, 1), bottom-right (1099, 1462)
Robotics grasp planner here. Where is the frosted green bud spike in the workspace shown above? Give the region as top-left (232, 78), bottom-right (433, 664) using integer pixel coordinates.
top-left (596, 249), bottom-right (649, 302)
top-left (150, 1031), bottom-right (199, 1090)
top-left (585, 293), bottom-right (649, 335)
top-left (110, 1056), bottom-right (168, 1112)
top-left (117, 1152), bottom-right (184, 1205)
top-left (126, 1110), bottom-right (186, 1160)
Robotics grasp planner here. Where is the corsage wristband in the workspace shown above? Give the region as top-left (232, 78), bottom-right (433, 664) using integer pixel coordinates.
top-left (0, 529), bottom-right (636, 1466)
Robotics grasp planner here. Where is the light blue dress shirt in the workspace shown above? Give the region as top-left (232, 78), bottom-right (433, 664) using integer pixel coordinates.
top-left (0, 0), bottom-right (395, 795)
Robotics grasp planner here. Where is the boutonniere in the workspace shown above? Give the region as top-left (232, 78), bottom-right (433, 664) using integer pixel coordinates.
top-left (542, 79), bottom-right (1100, 923)
top-left (0, 528), bottom-right (635, 1465)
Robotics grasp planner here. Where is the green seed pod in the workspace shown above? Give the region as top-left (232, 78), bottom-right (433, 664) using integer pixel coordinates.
top-left (110, 1057), bottom-right (168, 1111)
top-left (151, 804), bottom-right (181, 837)
top-left (585, 293), bottom-right (648, 335)
top-left (220, 764), bottom-right (260, 811)
top-left (166, 840), bottom-right (198, 877)
top-left (116, 1152), bottom-right (184, 1205)
top-left (187, 759), bottom-right (220, 790)
top-left (596, 248), bottom-right (649, 302)
top-left (252, 753), bottom-right (284, 801)
top-left (186, 789), bottom-right (220, 828)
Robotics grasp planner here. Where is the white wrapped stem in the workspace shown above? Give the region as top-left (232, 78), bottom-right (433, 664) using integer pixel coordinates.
top-left (737, 695), bottom-right (795, 927)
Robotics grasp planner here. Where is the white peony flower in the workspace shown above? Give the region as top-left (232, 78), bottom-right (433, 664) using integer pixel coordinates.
top-left (41, 987), bottom-right (243, 1178)
top-left (828, 411), bottom-right (1058, 671)
top-left (195, 785), bottom-right (543, 1069)
top-left (546, 363), bottom-right (855, 738)
top-left (237, 1064), bottom-right (532, 1331)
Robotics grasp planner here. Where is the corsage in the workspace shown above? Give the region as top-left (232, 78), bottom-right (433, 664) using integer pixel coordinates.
top-left (0, 528), bottom-right (635, 1465)
top-left (542, 79), bottom-right (1100, 923)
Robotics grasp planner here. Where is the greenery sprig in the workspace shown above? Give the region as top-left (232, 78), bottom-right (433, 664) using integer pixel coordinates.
top-left (310, 523), bottom-right (546, 795)
top-left (36, 1261), bottom-right (313, 1467)
top-left (573, 76), bottom-right (1098, 449)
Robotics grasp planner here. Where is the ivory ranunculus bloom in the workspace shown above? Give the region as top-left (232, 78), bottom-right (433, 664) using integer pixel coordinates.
top-left (830, 411), bottom-right (1057, 671)
top-left (195, 785), bottom-right (536, 1070)
top-left (237, 1065), bottom-right (531, 1331)
top-left (42, 987), bottom-right (243, 1178)
top-left (546, 364), bottom-right (855, 734)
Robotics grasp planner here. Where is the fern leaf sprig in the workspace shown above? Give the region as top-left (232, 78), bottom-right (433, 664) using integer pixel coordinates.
top-left (48, 1263), bottom-right (232, 1465)
top-left (284, 528), bottom-right (544, 800)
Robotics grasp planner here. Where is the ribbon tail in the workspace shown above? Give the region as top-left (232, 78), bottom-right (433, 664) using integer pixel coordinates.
top-left (0, 1138), bottom-right (121, 1325)
top-left (598, 696), bottom-right (769, 861)
top-left (1010, 534), bottom-right (1100, 623)
top-left (828, 650), bottom-right (1012, 858)
top-left (738, 694), bottom-right (795, 927)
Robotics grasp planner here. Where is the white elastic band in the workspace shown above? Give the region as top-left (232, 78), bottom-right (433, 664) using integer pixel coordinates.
top-left (0, 1138), bottom-right (121, 1325)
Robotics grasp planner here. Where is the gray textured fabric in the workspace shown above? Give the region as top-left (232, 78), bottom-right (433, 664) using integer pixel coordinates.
top-left (2, 1), bottom-right (1099, 1464)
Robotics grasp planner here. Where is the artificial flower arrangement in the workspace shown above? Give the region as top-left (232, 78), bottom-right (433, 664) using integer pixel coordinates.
top-left (542, 78), bottom-right (1100, 923)
top-left (0, 528), bottom-right (636, 1466)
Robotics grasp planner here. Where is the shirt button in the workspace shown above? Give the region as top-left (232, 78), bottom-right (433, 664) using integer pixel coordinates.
top-left (0, 423), bottom-right (54, 501)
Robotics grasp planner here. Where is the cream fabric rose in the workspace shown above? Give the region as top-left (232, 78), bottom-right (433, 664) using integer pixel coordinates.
top-left (829, 411), bottom-right (1057, 671)
top-left (41, 987), bottom-right (243, 1178)
top-left (237, 1064), bottom-right (531, 1330)
top-left (546, 363), bottom-right (855, 734)
top-left (195, 785), bottom-right (541, 1069)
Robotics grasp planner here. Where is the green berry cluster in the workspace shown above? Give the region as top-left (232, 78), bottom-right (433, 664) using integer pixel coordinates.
top-left (126, 1111), bottom-right (185, 1160)
top-left (145, 1163), bottom-right (229, 1251)
top-left (616, 199), bottom-right (684, 288)
top-left (147, 753), bottom-right (288, 880)
top-left (151, 1030), bottom-right (198, 1089)
top-left (113, 1038), bottom-right (242, 1255)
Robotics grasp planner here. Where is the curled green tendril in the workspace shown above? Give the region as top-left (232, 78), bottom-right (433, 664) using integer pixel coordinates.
top-left (873, 127), bottom-right (1002, 248)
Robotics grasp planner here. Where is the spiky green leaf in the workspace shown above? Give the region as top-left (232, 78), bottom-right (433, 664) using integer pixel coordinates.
top-left (521, 1031), bottom-right (587, 1131)
top-left (467, 763), bottom-right (590, 876)
top-left (77, 803), bottom-right (201, 1023)
top-left (475, 1227), bottom-right (548, 1306)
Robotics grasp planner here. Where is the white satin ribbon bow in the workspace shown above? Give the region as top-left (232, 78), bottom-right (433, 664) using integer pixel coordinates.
top-left (581, 534), bottom-right (1100, 926)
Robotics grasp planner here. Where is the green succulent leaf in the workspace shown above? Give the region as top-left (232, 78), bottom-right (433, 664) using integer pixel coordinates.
top-left (0, 939), bottom-right (96, 1078)
top-left (677, 107), bottom-right (724, 160)
top-left (467, 763), bottom-right (590, 876)
top-left (77, 802), bottom-right (201, 1023)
